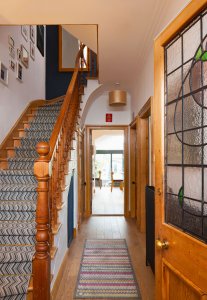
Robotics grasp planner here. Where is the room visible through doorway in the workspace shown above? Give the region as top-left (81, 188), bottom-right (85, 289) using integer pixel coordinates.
top-left (92, 130), bottom-right (124, 215)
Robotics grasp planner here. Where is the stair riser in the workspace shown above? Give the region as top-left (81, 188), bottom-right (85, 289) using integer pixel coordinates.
top-left (0, 192), bottom-right (37, 201)
top-left (0, 262), bottom-right (32, 275)
top-left (0, 161), bottom-right (8, 169)
top-left (0, 176), bottom-right (37, 184)
top-left (20, 140), bottom-right (49, 147)
top-left (0, 274), bottom-right (32, 298)
top-left (8, 162), bottom-right (34, 170)
top-left (23, 122), bottom-right (30, 129)
top-left (15, 150), bottom-right (38, 158)
top-left (0, 211), bottom-right (35, 221)
top-left (18, 130), bottom-right (26, 138)
top-left (27, 115), bottom-right (34, 122)
top-left (0, 236), bottom-right (36, 245)
top-left (13, 139), bottom-right (21, 148)
top-left (6, 149), bottom-right (15, 158)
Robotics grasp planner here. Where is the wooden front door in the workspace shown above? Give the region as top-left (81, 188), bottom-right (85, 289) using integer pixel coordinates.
top-left (154, 1), bottom-right (207, 299)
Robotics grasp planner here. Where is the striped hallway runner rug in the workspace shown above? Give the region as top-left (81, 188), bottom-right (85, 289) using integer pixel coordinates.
top-left (74, 239), bottom-right (141, 299)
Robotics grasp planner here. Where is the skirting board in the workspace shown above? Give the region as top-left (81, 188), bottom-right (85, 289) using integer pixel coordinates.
top-left (73, 227), bottom-right (77, 238)
top-left (51, 249), bottom-right (69, 300)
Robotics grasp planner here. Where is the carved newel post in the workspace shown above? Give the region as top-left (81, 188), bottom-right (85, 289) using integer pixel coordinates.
top-left (33, 142), bottom-right (51, 300)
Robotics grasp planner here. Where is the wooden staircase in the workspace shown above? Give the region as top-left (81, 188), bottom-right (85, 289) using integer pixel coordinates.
top-left (0, 45), bottom-right (86, 300)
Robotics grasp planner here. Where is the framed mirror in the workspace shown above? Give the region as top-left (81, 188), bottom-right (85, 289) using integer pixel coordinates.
top-left (58, 26), bottom-right (89, 72)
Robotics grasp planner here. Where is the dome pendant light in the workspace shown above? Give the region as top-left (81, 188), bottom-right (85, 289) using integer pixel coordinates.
top-left (109, 90), bottom-right (127, 106)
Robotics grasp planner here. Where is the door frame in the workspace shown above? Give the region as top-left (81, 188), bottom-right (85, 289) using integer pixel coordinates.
top-left (136, 97), bottom-right (152, 233)
top-left (153, 1), bottom-right (207, 298)
top-left (130, 98), bottom-right (153, 224)
top-left (85, 125), bottom-right (129, 217)
top-left (129, 119), bottom-right (137, 218)
top-left (77, 128), bottom-right (85, 229)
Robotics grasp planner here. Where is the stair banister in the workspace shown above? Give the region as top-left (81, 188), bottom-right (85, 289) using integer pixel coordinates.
top-left (33, 44), bottom-right (85, 300)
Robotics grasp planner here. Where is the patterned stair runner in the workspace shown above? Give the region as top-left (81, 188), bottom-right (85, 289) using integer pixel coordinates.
top-left (0, 98), bottom-right (63, 299)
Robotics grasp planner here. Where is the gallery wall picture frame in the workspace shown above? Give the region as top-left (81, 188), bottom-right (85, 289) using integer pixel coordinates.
top-left (0, 62), bottom-right (9, 86)
top-left (20, 44), bottom-right (29, 68)
top-left (16, 62), bottom-right (23, 82)
top-left (30, 25), bottom-right (35, 43)
top-left (9, 46), bottom-right (15, 59)
top-left (17, 49), bottom-right (21, 61)
top-left (8, 36), bottom-right (15, 47)
top-left (36, 25), bottom-right (44, 57)
top-left (30, 42), bottom-right (35, 61)
top-left (9, 60), bottom-right (15, 72)
top-left (21, 25), bottom-right (28, 42)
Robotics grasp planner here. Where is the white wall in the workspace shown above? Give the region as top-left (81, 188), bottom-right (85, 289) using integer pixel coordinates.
top-left (0, 25), bottom-right (45, 143)
top-left (131, 0), bottom-right (190, 115)
top-left (84, 91), bottom-right (132, 125)
top-left (51, 138), bottom-right (78, 288)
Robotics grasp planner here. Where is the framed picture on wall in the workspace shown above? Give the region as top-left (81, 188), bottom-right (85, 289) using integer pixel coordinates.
top-left (20, 44), bottom-right (29, 68)
top-left (30, 25), bottom-right (35, 43)
top-left (30, 42), bottom-right (35, 61)
top-left (0, 62), bottom-right (9, 86)
top-left (8, 36), bottom-right (15, 47)
top-left (21, 25), bottom-right (28, 42)
top-left (36, 25), bottom-right (44, 57)
top-left (16, 62), bottom-right (23, 82)
top-left (9, 46), bottom-right (15, 59)
top-left (9, 60), bottom-right (15, 72)
top-left (17, 48), bottom-right (21, 61)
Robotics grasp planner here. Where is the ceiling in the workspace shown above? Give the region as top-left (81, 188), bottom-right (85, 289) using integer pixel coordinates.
top-left (0, 0), bottom-right (190, 93)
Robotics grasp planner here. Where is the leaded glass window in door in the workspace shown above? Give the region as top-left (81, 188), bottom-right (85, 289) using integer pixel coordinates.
top-left (165, 9), bottom-right (207, 242)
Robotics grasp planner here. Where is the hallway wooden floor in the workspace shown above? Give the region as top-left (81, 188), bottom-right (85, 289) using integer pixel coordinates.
top-left (52, 216), bottom-right (155, 300)
top-left (92, 187), bottom-right (124, 215)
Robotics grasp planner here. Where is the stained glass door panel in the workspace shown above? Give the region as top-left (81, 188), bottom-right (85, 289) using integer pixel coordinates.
top-left (165, 9), bottom-right (207, 242)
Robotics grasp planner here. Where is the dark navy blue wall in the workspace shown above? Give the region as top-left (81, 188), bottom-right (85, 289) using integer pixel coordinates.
top-left (46, 25), bottom-right (73, 100)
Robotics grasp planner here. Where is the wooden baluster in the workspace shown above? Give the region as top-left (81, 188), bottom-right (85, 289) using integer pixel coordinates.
top-left (33, 142), bottom-right (50, 300)
top-left (56, 145), bottom-right (62, 209)
top-left (48, 177), bottom-right (53, 248)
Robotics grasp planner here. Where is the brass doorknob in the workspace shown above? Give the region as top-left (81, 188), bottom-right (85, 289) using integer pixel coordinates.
top-left (156, 239), bottom-right (169, 250)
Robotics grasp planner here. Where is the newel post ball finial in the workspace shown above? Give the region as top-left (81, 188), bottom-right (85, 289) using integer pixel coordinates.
top-left (36, 142), bottom-right (50, 157)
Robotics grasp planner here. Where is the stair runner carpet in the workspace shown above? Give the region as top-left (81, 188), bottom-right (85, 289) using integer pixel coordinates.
top-left (0, 99), bottom-right (63, 300)
top-left (74, 239), bottom-right (141, 299)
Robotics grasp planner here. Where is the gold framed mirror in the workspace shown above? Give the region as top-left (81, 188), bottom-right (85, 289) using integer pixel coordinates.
top-left (58, 25), bottom-right (89, 72)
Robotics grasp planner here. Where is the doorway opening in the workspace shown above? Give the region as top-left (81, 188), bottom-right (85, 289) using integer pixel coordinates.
top-left (92, 130), bottom-right (124, 215)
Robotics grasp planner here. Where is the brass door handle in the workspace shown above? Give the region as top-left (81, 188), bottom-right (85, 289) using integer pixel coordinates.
top-left (156, 239), bottom-right (169, 250)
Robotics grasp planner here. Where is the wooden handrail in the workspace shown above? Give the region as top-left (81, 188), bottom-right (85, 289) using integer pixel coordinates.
top-left (47, 44), bottom-right (85, 160)
top-left (33, 44), bottom-right (85, 300)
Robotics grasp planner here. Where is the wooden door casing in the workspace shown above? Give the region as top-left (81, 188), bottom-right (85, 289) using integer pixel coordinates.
top-left (77, 130), bottom-right (85, 228)
top-left (85, 125), bottom-right (129, 216)
top-left (153, 1), bottom-right (207, 299)
top-left (130, 121), bottom-right (137, 218)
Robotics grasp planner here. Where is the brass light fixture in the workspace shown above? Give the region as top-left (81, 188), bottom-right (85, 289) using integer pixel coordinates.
top-left (109, 90), bottom-right (127, 106)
